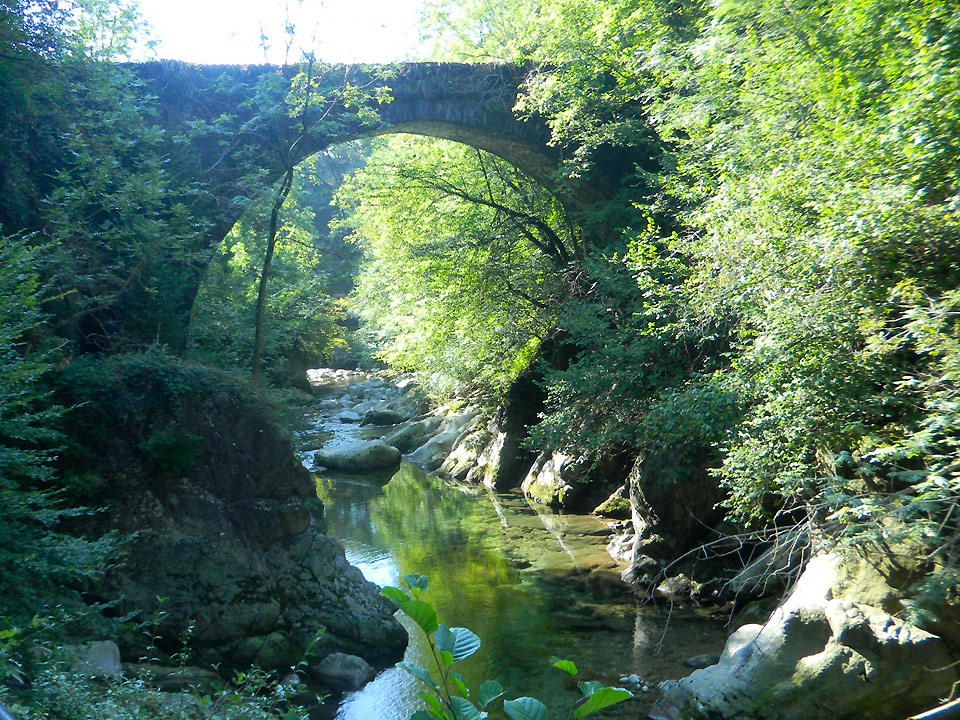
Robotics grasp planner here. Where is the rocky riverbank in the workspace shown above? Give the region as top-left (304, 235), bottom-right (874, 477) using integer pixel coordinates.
top-left (55, 354), bottom-right (406, 679)
top-left (304, 368), bottom-right (960, 720)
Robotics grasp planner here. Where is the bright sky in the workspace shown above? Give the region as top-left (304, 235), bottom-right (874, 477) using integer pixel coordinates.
top-left (134, 0), bottom-right (427, 65)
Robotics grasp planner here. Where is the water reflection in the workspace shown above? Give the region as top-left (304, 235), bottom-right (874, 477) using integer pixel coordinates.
top-left (316, 462), bottom-right (726, 719)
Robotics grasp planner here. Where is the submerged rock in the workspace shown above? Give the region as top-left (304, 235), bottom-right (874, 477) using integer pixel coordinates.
top-left (652, 553), bottom-right (959, 720)
top-left (315, 439), bottom-right (401, 472)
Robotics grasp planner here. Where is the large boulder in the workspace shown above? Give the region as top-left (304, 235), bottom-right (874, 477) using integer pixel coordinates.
top-left (652, 553), bottom-right (959, 720)
top-left (439, 426), bottom-right (493, 480)
top-left (621, 446), bottom-right (725, 585)
top-left (315, 439), bottom-right (401, 472)
top-left (470, 374), bottom-right (543, 490)
top-left (383, 416), bottom-right (445, 454)
top-left (521, 452), bottom-right (577, 507)
top-left (63, 641), bottom-right (122, 678)
top-left (408, 411), bottom-right (479, 470)
top-left (360, 407), bottom-right (410, 426)
top-left (56, 355), bottom-right (407, 671)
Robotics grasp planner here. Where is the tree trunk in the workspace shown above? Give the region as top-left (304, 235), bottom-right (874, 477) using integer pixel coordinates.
top-left (252, 166), bottom-right (295, 384)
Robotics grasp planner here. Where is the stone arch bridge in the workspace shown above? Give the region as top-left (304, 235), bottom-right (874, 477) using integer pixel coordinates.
top-left (123, 61), bottom-right (631, 348)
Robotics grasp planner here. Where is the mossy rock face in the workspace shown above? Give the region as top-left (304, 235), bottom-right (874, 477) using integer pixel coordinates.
top-left (593, 488), bottom-right (631, 519)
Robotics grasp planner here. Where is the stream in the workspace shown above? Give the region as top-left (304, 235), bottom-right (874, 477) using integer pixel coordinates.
top-left (300, 373), bottom-right (729, 719)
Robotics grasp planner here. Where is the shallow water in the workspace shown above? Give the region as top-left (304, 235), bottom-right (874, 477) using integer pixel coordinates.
top-left (311, 459), bottom-right (729, 719)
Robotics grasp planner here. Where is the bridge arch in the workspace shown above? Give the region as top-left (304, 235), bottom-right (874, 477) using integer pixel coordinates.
top-left (125, 60), bottom-right (614, 349)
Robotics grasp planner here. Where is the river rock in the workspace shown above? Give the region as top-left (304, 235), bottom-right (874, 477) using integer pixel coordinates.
top-left (652, 553), bottom-right (959, 720)
top-left (621, 446), bottom-right (725, 586)
top-left (63, 641), bottom-right (121, 678)
top-left (315, 439), bottom-right (401, 472)
top-left (335, 409), bottom-right (362, 423)
top-left (360, 407), bottom-right (409, 426)
top-left (408, 411), bottom-right (479, 470)
top-left (593, 485), bottom-right (632, 519)
top-left (439, 426), bottom-right (492, 480)
top-left (606, 522), bottom-right (636, 563)
top-left (122, 663), bottom-right (221, 691)
top-left (309, 652), bottom-right (375, 689)
top-left (521, 452), bottom-right (578, 507)
top-left (683, 653), bottom-right (720, 669)
top-left (383, 416), bottom-right (445, 453)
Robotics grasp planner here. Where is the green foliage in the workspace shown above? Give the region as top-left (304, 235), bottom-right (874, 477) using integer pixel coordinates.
top-left (381, 576), bottom-right (632, 720)
top-left (2, 652), bottom-right (310, 720)
top-left (530, 236), bottom-right (738, 460)
top-left (337, 135), bottom-right (571, 398)
top-left (189, 161), bottom-right (352, 384)
top-left (0, 235), bottom-right (116, 621)
top-left (138, 427), bottom-right (203, 475)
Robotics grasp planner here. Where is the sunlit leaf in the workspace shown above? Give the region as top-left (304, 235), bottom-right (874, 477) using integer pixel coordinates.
top-left (574, 686), bottom-right (633, 719)
top-left (435, 625), bottom-right (481, 663)
top-left (381, 586), bottom-right (408, 604)
top-left (399, 599), bottom-right (439, 634)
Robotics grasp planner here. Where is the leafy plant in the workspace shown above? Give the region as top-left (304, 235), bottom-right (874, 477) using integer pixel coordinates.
top-left (381, 575), bottom-right (632, 720)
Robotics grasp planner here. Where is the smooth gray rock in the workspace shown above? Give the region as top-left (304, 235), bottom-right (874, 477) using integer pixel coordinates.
top-left (439, 426), bottom-right (492, 480)
top-left (64, 641), bottom-right (122, 678)
top-left (315, 439), bottom-right (401, 472)
top-left (521, 452), bottom-right (576, 507)
top-left (383, 416), bottom-right (445, 453)
top-left (683, 653), bottom-right (721, 669)
top-left (310, 652), bottom-right (375, 689)
top-left (122, 663), bottom-right (220, 691)
top-left (360, 408), bottom-right (409, 426)
top-left (652, 553), bottom-right (960, 720)
top-left (408, 411), bottom-right (479, 471)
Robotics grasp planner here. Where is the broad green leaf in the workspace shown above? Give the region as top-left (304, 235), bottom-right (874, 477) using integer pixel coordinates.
top-left (398, 662), bottom-right (440, 693)
top-left (399, 599), bottom-right (439, 633)
top-left (477, 680), bottom-right (505, 709)
top-left (439, 650), bottom-right (455, 667)
top-left (551, 658), bottom-right (578, 677)
top-left (450, 696), bottom-right (487, 720)
top-left (411, 712), bottom-right (435, 720)
top-left (450, 671), bottom-right (469, 699)
top-left (434, 626), bottom-right (481, 663)
top-left (503, 697), bottom-right (548, 720)
top-left (574, 687), bottom-right (633, 719)
top-left (381, 586), bottom-right (408, 604)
